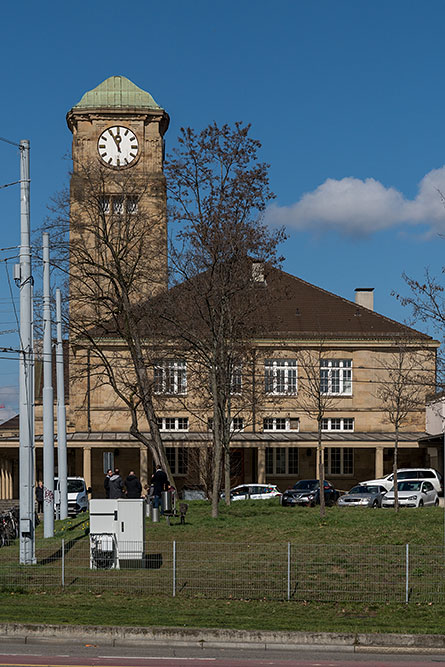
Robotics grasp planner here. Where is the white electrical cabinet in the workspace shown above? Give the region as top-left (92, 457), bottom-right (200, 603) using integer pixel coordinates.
top-left (89, 498), bottom-right (145, 569)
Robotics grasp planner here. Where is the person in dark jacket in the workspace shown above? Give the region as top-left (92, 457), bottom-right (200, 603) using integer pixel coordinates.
top-left (151, 464), bottom-right (168, 510)
top-left (35, 481), bottom-right (44, 513)
top-left (104, 469), bottom-right (112, 498)
top-left (109, 469), bottom-right (124, 499)
top-left (125, 471), bottom-right (142, 499)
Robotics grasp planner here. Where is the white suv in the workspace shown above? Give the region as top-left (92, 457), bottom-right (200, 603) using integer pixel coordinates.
top-left (361, 468), bottom-right (443, 495)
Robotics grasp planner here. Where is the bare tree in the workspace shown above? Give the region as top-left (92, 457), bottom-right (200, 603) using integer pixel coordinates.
top-left (42, 162), bottom-right (174, 482)
top-left (296, 346), bottom-right (341, 518)
top-left (163, 122), bottom-right (286, 518)
top-left (375, 342), bottom-right (432, 512)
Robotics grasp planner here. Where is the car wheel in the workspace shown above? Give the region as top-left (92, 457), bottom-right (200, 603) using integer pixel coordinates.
top-left (418, 500), bottom-right (424, 508)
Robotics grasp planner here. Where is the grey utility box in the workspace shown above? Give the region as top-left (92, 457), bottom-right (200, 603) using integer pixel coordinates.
top-left (89, 498), bottom-right (145, 569)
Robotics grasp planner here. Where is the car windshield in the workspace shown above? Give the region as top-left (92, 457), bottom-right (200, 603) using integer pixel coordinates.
top-left (67, 480), bottom-right (85, 493)
top-left (349, 486), bottom-right (375, 494)
top-left (397, 481), bottom-right (422, 492)
top-left (292, 480), bottom-right (318, 491)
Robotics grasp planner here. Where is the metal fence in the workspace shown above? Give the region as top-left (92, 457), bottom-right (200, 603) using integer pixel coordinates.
top-left (0, 539), bottom-right (444, 603)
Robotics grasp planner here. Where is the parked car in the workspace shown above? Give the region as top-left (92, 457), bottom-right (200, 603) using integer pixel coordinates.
top-left (337, 484), bottom-right (387, 508)
top-left (281, 480), bottom-right (340, 507)
top-left (381, 480), bottom-right (439, 508)
top-left (228, 484), bottom-right (282, 502)
top-left (360, 468), bottom-right (443, 495)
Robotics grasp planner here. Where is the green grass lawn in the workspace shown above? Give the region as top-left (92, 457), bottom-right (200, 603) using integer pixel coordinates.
top-left (145, 498), bottom-right (445, 544)
top-left (0, 590), bottom-right (444, 635)
top-left (0, 500), bottom-right (444, 635)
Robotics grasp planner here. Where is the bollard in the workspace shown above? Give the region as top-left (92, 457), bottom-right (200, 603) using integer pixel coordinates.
top-left (162, 490), bottom-right (172, 513)
top-left (152, 506), bottom-right (160, 523)
top-left (146, 500), bottom-right (152, 519)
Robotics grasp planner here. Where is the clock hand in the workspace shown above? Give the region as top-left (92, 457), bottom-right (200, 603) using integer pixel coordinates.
top-left (107, 128), bottom-right (121, 151)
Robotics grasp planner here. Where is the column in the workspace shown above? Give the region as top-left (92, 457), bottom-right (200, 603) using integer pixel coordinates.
top-left (0, 460), bottom-right (4, 499)
top-left (139, 446), bottom-right (148, 490)
top-left (83, 447), bottom-right (92, 490)
top-left (7, 460), bottom-right (12, 499)
top-left (375, 446), bottom-right (384, 479)
top-left (257, 446), bottom-right (266, 484)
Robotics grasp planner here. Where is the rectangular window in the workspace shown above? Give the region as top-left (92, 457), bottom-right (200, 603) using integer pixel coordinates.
top-left (265, 359), bottom-right (297, 395)
top-left (325, 447), bottom-right (354, 475)
top-left (157, 417), bottom-right (189, 431)
top-left (112, 195), bottom-right (124, 214)
top-left (103, 451), bottom-right (114, 474)
top-left (154, 360), bottom-right (187, 395)
top-left (207, 417), bottom-right (244, 431)
top-left (166, 447), bottom-right (188, 475)
top-left (321, 417), bottom-right (354, 431)
top-left (320, 359), bottom-right (352, 395)
top-left (263, 417), bottom-right (299, 432)
top-left (266, 447), bottom-right (299, 475)
top-left (232, 417), bottom-right (244, 432)
top-left (99, 196), bottom-right (110, 214)
top-left (126, 195), bottom-right (138, 214)
top-left (230, 364), bottom-right (242, 395)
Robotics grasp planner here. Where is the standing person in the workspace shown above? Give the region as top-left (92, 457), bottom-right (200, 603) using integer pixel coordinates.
top-left (125, 471), bottom-right (142, 499)
top-left (151, 464), bottom-right (168, 510)
top-left (109, 468), bottom-right (124, 499)
top-left (35, 481), bottom-right (44, 513)
top-left (104, 469), bottom-right (112, 499)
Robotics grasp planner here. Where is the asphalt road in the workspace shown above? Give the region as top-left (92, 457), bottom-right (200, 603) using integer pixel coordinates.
top-left (0, 642), bottom-right (445, 667)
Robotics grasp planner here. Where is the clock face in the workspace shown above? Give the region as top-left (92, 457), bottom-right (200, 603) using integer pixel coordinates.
top-left (97, 126), bottom-right (139, 168)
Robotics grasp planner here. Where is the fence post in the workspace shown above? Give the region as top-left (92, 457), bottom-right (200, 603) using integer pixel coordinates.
top-left (405, 543), bottom-right (409, 603)
top-left (61, 538), bottom-right (65, 588)
top-left (287, 542), bottom-right (291, 601)
top-left (173, 540), bottom-right (176, 597)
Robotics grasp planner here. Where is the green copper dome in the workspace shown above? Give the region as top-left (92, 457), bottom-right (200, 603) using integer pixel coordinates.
top-left (73, 76), bottom-right (162, 110)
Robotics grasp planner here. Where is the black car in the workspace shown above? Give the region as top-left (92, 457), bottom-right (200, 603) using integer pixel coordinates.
top-left (281, 479), bottom-right (340, 507)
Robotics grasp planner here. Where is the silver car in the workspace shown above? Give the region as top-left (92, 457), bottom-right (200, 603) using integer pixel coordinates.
top-left (337, 484), bottom-right (387, 508)
top-left (382, 480), bottom-right (439, 508)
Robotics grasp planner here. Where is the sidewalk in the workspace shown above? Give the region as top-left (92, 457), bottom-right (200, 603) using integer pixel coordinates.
top-left (1, 623), bottom-right (445, 654)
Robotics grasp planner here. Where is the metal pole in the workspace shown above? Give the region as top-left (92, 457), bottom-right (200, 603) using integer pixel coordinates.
top-left (42, 233), bottom-right (54, 537)
top-left (56, 289), bottom-right (68, 520)
top-left (18, 139), bottom-right (35, 565)
top-left (287, 542), bottom-right (291, 601)
top-left (61, 538), bottom-right (65, 587)
top-left (30, 281), bottom-right (35, 564)
top-left (173, 540), bottom-right (176, 597)
top-left (405, 543), bottom-right (409, 604)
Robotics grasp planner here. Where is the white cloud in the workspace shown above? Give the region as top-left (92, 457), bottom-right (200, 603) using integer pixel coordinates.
top-left (266, 167), bottom-right (445, 237)
top-left (0, 385), bottom-right (19, 425)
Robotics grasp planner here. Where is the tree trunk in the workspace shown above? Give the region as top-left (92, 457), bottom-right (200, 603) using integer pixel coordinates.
top-left (393, 429), bottom-right (399, 513)
top-left (318, 422), bottom-right (326, 518)
top-left (224, 447), bottom-right (231, 506)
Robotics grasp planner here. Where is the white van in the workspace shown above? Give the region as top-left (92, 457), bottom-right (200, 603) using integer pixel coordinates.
top-left (54, 477), bottom-right (90, 516)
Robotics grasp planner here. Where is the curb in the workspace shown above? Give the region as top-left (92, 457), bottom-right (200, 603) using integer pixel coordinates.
top-left (0, 623), bottom-right (445, 654)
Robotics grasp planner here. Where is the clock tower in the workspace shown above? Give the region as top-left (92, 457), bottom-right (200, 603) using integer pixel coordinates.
top-left (66, 76), bottom-right (170, 316)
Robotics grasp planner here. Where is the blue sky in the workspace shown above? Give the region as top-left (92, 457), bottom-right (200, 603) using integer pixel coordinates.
top-left (1, 0), bottom-right (445, 421)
